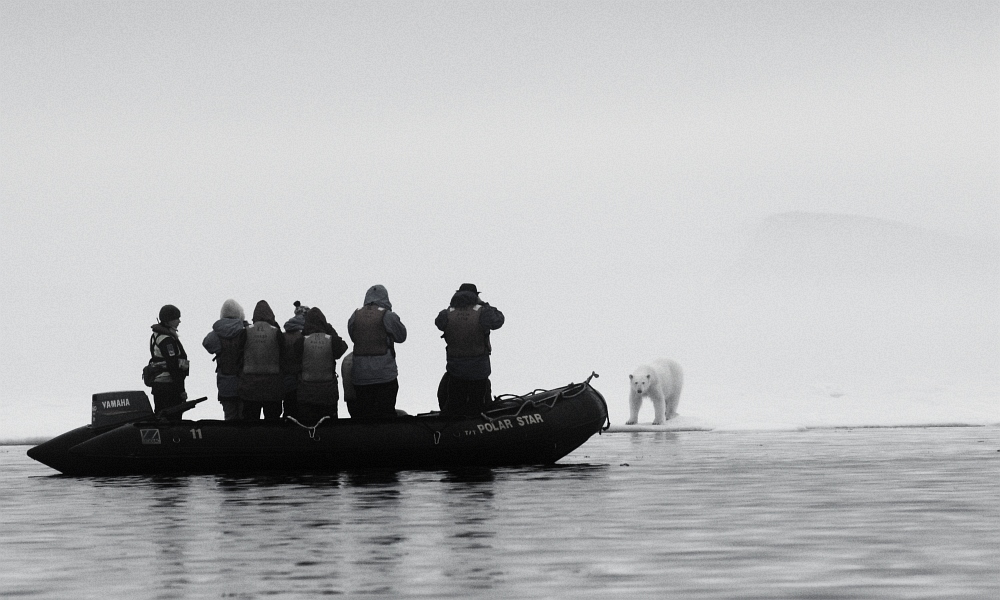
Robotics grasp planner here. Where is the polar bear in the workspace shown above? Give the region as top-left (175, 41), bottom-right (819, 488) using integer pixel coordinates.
top-left (626, 358), bottom-right (683, 425)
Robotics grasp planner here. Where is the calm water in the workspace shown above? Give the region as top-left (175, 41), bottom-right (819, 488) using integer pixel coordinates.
top-left (1, 427), bottom-right (998, 599)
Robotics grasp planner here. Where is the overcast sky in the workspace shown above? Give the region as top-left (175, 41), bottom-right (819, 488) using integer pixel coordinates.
top-left (1, 1), bottom-right (997, 432)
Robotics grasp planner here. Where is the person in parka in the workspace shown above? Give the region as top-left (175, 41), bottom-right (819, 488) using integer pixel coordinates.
top-left (148, 304), bottom-right (189, 421)
top-left (202, 299), bottom-right (247, 420)
top-left (293, 307), bottom-right (348, 425)
top-left (280, 301), bottom-right (309, 419)
top-left (347, 285), bottom-right (407, 418)
top-left (435, 283), bottom-right (504, 417)
top-left (237, 300), bottom-right (285, 420)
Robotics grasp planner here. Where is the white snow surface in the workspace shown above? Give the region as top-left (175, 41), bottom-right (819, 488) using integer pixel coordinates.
top-left (604, 380), bottom-right (999, 433)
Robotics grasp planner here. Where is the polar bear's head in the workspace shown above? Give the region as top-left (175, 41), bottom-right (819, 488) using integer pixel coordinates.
top-left (629, 371), bottom-right (653, 395)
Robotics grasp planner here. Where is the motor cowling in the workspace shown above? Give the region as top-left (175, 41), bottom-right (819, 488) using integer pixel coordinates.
top-left (91, 391), bottom-right (153, 427)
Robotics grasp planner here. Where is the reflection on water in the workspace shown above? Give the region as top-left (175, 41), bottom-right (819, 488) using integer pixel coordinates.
top-left (2, 427), bottom-right (999, 599)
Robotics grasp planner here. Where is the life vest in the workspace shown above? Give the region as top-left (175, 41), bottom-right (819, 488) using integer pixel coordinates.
top-left (444, 305), bottom-right (488, 359)
top-left (150, 333), bottom-right (189, 383)
top-left (301, 333), bottom-right (335, 383)
top-left (216, 332), bottom-right (244, 376)
top-left (242, 322), bottom-right (281, 375)
top-left (352, 305), bottom-right (390, 356)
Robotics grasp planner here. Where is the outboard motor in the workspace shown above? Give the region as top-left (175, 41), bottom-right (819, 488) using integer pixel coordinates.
top-left (91, 391), bottom-right (154, 427)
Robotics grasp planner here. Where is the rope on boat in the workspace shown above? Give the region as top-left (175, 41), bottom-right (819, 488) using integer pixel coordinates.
top-left (286, 415), bottom-right (331, 440)
top-left (579, 372), bottom-right (612, 433)
top-left (562, 372), bottom-right (599, 398)
top-left (481, 393), bottom-right (554, 423)
top-left (414, 371), bottom-right (609, 440)
top-left (532, 371), bottom-right (610, 433)
top-left (480, 372), bottom-right (603, 424)
top-left (412, 417), bottom-right (449, 445)
top-left (494, 389), bottom-right (547, 402)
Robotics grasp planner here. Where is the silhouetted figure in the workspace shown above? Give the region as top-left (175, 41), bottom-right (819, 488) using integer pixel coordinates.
top-left (280, 301), bottom-right (309, 419)
top-left (347, 285), bottom-right (407, 418)
top-left (237, 300), bottom-right (284, 420)
top-left (148, 304), bottom-right (189, 421)
top-left (294, 307), bottom-right (348, 424)
top-left (435, 284), bottom-right (504, 417)
top-left (202, 299), bottom-right (247, 420)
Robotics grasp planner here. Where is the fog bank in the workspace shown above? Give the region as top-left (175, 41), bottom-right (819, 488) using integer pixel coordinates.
top-left (2, 2), bottom-right (996, 439)
top-left (2, 212), bottom-right (996, 440)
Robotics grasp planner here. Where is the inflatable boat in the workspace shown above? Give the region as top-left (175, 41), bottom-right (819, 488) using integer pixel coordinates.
top-left (27, 375), bottom-right (609, 476)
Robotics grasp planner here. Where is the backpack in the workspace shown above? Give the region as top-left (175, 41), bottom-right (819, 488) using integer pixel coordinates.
top-left (216, 330), bottom-right (246, 376)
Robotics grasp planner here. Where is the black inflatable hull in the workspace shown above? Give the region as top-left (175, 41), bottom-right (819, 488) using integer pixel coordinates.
top-left (27, 380), bottom-right (609, 476)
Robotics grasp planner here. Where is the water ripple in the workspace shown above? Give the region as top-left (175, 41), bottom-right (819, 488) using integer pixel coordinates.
top-left (1, 429), bottom-right (999, 598)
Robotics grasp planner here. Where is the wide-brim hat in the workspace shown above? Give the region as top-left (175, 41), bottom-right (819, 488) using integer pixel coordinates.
top-left (457, 283), bottom-right (479, 295)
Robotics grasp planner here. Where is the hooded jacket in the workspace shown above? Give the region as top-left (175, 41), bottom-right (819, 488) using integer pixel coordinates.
top-left (202, 316), bottom-right (247, 398)
top-left (347, 285), bottom-right (407, 386)
top-left (251, 300), bottom-right (279, 328)
top-left (242, 300), bottom-right (283, 376)
top-left (293, 307), bottom-right (348, 381)
top-left (220, 299), bottom-right (245, 321)
top-left (435, 290), bottom-right (504, 380)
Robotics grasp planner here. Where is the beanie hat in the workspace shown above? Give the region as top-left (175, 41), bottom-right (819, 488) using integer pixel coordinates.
top-left (158, 304), bottom-right (181, 323)
top-left (293, 300), bottom-right (310, 317)
top-left (220, 299), bottom-right (244, 320)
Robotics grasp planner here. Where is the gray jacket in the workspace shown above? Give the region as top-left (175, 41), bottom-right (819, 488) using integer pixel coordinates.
top-left (347, 285), bottom-right (407, 385)
top-left (202, 317), bottom-right (247, 398)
